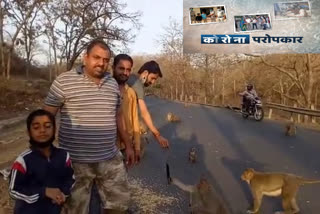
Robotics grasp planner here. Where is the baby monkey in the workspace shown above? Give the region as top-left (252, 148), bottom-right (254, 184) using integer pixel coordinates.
top-left (189, 147), bottom-right (197, 163)
top-left (241, 168), bottom-right (320, 214)
top-left (166, 163), bottom-right (229, 214)
top-left (166, 112), bottom-right (181, 122)
top-left (285, 122), bottom-right (296, 136)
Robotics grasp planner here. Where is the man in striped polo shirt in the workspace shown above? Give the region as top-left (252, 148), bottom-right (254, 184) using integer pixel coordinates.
top-left (44, 40), bottom-right (134, 214)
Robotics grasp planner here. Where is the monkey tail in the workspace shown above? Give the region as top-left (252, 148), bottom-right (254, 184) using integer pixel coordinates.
top-left (171, 178), bottom-right (194, 193)
top-left (299, 177), bottom-right (320, 184)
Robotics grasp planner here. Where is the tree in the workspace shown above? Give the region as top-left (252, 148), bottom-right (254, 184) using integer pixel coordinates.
top-left (157, 18), bottom-right (184, 100)
top-left (55, 0), bottom-right (141, 70)
top-left (4, 0), bottom-right (44, 80)
top-left (19, 3), bottom-right (43, 79)
top-left (0, 0), bottom-right (9, 77)
top-left (42, 0), bottom-right (60, 79)
top-left (253, 54), bottom-right (320, 108)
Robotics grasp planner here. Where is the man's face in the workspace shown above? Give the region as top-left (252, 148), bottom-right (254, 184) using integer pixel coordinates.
top-left (113, 59), bottom-right (132, 84)
top-left (143, 72), bottom-right (159, 87)
top-left (29, 115), bottom-right (54, 144)
top-left (84, 45), bottom-right (110, 79)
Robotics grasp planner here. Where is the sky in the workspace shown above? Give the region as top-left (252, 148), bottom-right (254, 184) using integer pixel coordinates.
top-left (125, 0), bottom-right (183, 55)
top-left (5, 0), bottom-right (183, 64)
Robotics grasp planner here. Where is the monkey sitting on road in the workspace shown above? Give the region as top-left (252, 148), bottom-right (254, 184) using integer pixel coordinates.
top-left (166, 112), bottom-right (181, 122)
top-left (189, 147), bottom-right (197, 163)
top-left (285, 122), bottom-right (296, 136)
top-left (241, 168), bottom-right (320, 214)
top-left (167, 164), bottom-right (229, 214)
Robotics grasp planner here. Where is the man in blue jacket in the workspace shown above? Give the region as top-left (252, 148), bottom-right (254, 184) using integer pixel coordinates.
top-left (9, 109), bottom-right (75, 214)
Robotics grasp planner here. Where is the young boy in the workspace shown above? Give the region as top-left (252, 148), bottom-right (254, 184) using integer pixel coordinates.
top-left (9, 109), bottom-right (75, 214)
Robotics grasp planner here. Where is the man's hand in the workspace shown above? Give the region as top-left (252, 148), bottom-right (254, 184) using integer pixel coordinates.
top-left (155, 135), bottom-right (169, 148)
top-left (135, 149), bottom-right (141, 163)
top-left (125, 145), bottom-right (135, 167)
top-left (45, 188), bottom-right (65, 205)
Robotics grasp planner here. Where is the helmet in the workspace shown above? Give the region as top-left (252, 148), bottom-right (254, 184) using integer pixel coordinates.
top-left (247, 83), bottom-right (253, 91)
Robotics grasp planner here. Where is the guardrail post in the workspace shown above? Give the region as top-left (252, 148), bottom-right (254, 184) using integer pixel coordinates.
top-left (292, 104), bottom-right (300, 123)
top-left (290, 112), bottom-right (294, 122)
top-left (205, 96), bottom-right (207, 104)
top-left (268, 108), bottom-right (273, 119)
top-left (185, 95), bottom-right (188, 102)
top-left (190, 95), bottom-right (193, 102)
top-left (311, 104), bottom-right (316, 123)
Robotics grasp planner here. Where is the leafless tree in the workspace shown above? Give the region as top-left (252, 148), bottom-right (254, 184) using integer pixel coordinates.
top-left (55, 0), bottom-right (141, 70)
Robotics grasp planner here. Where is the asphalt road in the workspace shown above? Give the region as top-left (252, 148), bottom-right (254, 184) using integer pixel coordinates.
top-left (125, 96), bottom-right (320, 214)
top-left (89, 97), bottom-right (320, 214)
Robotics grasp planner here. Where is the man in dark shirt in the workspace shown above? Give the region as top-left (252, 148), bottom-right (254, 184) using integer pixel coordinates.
top-left (127, 60), bottom-right (169, 148)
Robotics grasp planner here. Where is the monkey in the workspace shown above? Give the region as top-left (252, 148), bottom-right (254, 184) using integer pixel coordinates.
top-left (166, 164), bottom-right (229, 214)
top-left (189, 147), bottom-right (197, 163)
top-left (166, 112), bottom-right (181, 122)
top-left (241, 168), bottom-right (320, 214)
top-left (285, 122), bottom-right (296, 136)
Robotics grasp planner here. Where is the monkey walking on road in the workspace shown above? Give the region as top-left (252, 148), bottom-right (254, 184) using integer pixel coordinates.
top-left (241, 168), bottom-right (320, 214)
top-left (166, 163), bottom-right (230, 214)
top-left (167, 112), bottom-right (181, 122)
top-left (285, 122), bottom-right (296, 136)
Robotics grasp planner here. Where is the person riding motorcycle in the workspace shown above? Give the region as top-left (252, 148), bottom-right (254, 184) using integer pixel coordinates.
top-left (239, 84), bottom-right (258, 112)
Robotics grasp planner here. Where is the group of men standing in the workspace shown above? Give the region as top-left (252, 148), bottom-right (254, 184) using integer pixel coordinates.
top-left (9, 39), bottom-right (169, 214)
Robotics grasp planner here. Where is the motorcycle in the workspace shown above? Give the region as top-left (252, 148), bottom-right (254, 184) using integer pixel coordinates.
top-left (241, 97), bottom-right (264, 121)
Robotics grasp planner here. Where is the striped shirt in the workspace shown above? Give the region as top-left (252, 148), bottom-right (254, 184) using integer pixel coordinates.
top-left (45, 66), bottom-right (121, 163)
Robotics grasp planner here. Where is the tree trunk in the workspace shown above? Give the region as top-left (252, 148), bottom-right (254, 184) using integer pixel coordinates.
top-left (212, 73), bottom-right (215, 94)
top-left (6, 48), bottom-right (12, 80)
top-left (315, 84), bottom-right (318, 108)
top-left (26, 62), bottom-right (30, 79)
top-left (175, 80), bottom-right (178, 100)
top-left (181, 80), bottom-right (184, 100)
top-left (0, 4), bottom-right (4, 78)
top-left (306, 53), bottom-right (313, 108)
top-left (48, 43), bottom-right (52, 82)
top-left (53, 46), bottom-right (58, 77)
top-left (222, 68), bottom-right (225, 105)
top-left (233, 79), bottom-right (236, 99)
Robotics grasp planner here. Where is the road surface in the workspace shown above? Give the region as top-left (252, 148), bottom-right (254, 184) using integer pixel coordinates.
top-left (125, 97), bottom-right (320, 214)
top-left (2, 97), bottom-right (320, 214)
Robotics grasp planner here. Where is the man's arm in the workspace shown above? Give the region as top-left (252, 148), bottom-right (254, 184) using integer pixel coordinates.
top-left (59, 152), bottom-right (75, 197)
top-left (116, 108), bottom-right (134, 166)
top-left (43, 105), bottom-right (59, 116)
top-left (138, 99), bottom-right (169, 148)
top-left (43, 77), bottom-right (65, 116)
top-left (138, 99), bottom-right (160, 137)
top-left (131, 95), bottom-right (141, 152)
